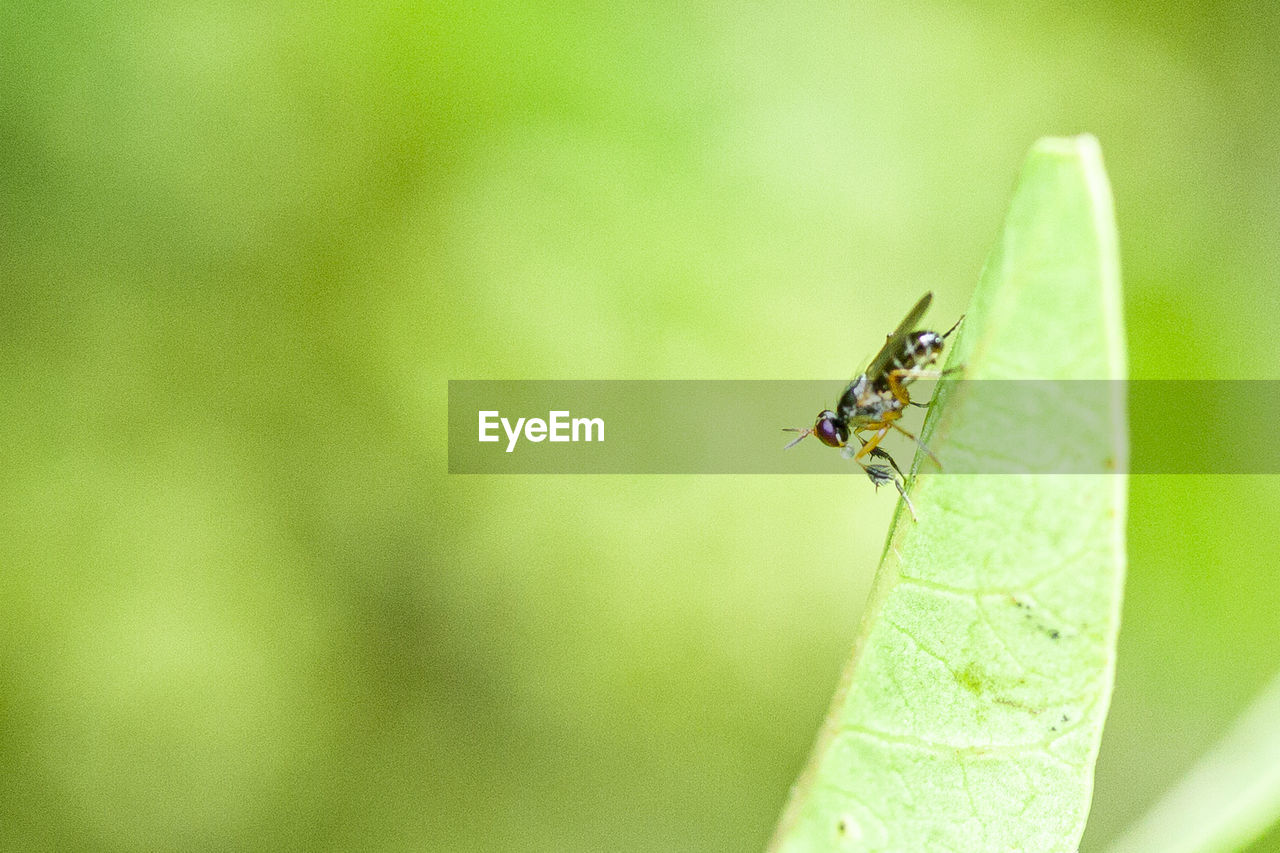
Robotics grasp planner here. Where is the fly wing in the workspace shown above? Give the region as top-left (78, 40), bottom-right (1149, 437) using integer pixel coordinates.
top-left (864, 292), bottom-right (932, 382)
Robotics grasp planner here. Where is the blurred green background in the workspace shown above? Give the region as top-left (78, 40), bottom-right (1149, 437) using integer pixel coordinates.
top-left (4, 1), bottom-right (1280, 850)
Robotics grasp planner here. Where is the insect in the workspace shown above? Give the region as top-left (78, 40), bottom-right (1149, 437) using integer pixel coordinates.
top-left (784, 292), bottom-right (962, 520)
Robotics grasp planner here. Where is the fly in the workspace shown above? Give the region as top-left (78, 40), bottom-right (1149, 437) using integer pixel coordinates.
top-left (784, 292), bottom-right (962, 520)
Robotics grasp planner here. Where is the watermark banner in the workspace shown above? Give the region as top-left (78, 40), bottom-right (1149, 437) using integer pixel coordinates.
top-left (447, 380), bottom-right (1278, 474)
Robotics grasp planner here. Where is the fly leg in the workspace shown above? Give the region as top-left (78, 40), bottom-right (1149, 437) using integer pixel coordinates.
top-left (863, 442), bottom-right (906, 480)
top-left (841, 429), bottom-right (918, 521)
top-left (851, 425), bottom-right (891, 460)
top-left (857, 461), bottom-right (917, 521)
top-left (886, 367), bottom-right (948, 406)
top-left (843, 435), bottom-right (906, 478)
top-left (890, 421), bottom-right (942, 469)
top-left (904, 364), bottom-right (965, 407)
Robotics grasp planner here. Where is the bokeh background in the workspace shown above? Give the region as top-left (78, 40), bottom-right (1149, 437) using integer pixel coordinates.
top-left (4, 2), bottom-right (1280, 850)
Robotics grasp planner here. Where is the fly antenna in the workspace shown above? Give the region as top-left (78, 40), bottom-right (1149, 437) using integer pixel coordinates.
top-left (782, 427), bottom-right (811, 449)
top-left (942, 314), bottom-right (964, 339)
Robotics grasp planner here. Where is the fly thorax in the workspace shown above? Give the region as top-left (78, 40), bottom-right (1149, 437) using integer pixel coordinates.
top-left (852, 390), bottom-right (902, 422)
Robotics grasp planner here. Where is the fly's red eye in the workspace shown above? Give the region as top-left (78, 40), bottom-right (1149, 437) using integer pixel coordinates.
top-left (814, 413), bottom-right (847, 448)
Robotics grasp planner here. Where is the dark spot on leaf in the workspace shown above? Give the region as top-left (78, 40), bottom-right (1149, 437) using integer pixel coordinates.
top-left (956, 663), bottom-right (985, 695)
top-left (1049, 629), bottom-right (1061, 640)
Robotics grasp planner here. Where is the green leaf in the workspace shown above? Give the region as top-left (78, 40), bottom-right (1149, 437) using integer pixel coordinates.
top-left (770, 135), bottom-right (1128, 852)
top-left (1104, 669), bottom-right (1280, 853)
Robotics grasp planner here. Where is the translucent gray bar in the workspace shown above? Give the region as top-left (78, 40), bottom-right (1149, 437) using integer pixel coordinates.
top-left (447, 381), bottom-right (1275, 474)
